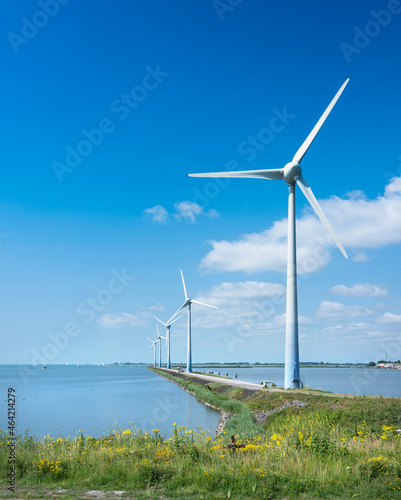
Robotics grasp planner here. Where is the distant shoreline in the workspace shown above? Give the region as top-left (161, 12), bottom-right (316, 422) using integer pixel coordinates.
top-left (4, 362), bottom-right (398, 368)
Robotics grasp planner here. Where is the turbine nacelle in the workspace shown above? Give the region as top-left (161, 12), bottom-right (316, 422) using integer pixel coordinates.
top-left (283, 162), bottom-right (302, 185)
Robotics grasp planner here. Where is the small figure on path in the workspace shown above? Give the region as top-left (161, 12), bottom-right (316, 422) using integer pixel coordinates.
top-left (226, 435), bottom-right (245, 454)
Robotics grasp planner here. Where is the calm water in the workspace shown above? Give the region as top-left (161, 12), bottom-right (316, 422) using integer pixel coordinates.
top-left (1, 365), bottom-right (400, 439)
top-left (1, 365), bottom-right (220, 439)
top-left (203, 366), bottom-right (401, 398)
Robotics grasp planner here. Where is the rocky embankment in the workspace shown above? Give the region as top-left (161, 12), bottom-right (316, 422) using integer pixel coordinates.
top-left (252, 400), bottom-right (307, 425)
top-left (216, 411), bottom-right (233, 434)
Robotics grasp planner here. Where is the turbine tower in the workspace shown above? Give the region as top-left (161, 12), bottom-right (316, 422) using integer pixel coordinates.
top-left (155, 315), bottom-right (182, 369)
top-left (188, 79), bottom-right (349, 389)
top-left (169, 269), bottom-right (218, 373)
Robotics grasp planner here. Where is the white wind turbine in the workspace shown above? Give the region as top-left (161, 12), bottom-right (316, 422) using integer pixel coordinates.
top-left (146, 335), bottom-right (158, 367)
top-left (155, 315), bottom-right (182, 369)
top-left (168, 269), bottom-right (218, 373)
top-left (147, 325), bottom-right (166, 368)
top-left (188, 79), bottom-right (350, 389)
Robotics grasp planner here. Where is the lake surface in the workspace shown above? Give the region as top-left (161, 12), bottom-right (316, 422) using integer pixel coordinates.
top-left (1, 365), bottom-right (220, 439)
top-left (200, 366), bottom-right (401, 398)
top-left (1, 364), bottom-right (400, 440)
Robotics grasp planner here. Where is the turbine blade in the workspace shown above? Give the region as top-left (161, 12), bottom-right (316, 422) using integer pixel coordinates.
top-left (156, 323), bottom-right (159, 336)
top-left (167, 315), bottom-right (182, 326)
top-left (167, 302), bottom-right (187, 323)
top-left (154, 316), bottom-right (167, 327)
top-left (296, 176), bottom-right (348, 259)
top-left (188, 168), bottom-right (283, 181)
top-left (292, 78), bottom-right (349, 164)
top-left (180, 269), bottom-right (188, 299)
top-left (146, 337), bottom-right (153, 343)
top-left (191, 299), bottom-right (219, 309)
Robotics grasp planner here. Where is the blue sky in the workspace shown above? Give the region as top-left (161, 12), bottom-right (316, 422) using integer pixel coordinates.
top-left (1, 0), bottom-right (401, 367)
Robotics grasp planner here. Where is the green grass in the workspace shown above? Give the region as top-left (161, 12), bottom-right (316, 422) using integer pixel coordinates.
top-left (150, 367), bottom-right (262, 437)
top-left (1, 369), bottom-right (401, 499)
top-left (1, 420), bottom-right (401, 499)
top-left (193, 370), bottom-right (231, 379)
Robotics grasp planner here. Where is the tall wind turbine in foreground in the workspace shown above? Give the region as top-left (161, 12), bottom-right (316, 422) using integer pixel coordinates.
top-left (188, 79), bottom-right (350, 389)
top-left (169, 269), bottom-right (218, 373)
top-left (155, 315), bottom-right (182, 369)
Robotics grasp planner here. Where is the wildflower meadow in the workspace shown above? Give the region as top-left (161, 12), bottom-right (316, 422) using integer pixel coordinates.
top-left (1, 370), bottom-right (401, 499)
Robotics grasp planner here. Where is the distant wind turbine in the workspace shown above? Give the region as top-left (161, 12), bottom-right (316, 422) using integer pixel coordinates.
top-left (146, 336), bottom-right (158, 367)
top-left (188, 79), bottom-right (350, 389)
top-left (168, 269), bottom-right (218, 373)
top-left (155, 315), bottom-right (182, 369)
top-left (147, 325), bottom-right (166, 367)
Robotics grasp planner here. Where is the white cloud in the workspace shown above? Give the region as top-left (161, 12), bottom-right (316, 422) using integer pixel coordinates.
top-left (191, 280), bottom-right (286, 332)
top-left (273, 313), bottom-right (314, 327)
top-left (377, 312), bottom-right (401, 324)
top-left (322, 180), bottom-right (401, 250)
top-left (201, 175), bottom-right (401, 274)
top-left (316, 301), bottom-right (373, 319)
top-left (200, 281), bottom-right (286, 301)
top-left (330, 283), bottom-right (387, 298)
top-left (141, 302), bottom-right (167, 312)
top-left (143, 201), bottom-right (220, 224)
top-left (385, 176), bottom-right (401, 196)
top-left (98, 302), bottom-right (167, 329)
top-left (201, 215), bottom-right (331, 274)
top-left (143, 205), bottom-right (168, 224)
top-left (98, 311), bottom-right (151, 329)
top-left (352, 252), bottom-right (369, 262)
top-left (174, 201), bottom-right (219, 223)
top-left (174, 201), bottom-right (203, 222)
top-left (347, 322), bottom-right (373, 330)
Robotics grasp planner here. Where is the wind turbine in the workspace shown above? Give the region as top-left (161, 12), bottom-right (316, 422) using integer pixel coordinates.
top-left (188, 79), bottom-right (350, 389)
top-left (168, 269), bottom-right (218, 373)
top-left (155, 315), bottom-right (182, 369)
top-left (146, 336), bottom-right (158, 367)
top-left (155, 324), bottom-right (166, 367)
top-left (147, 325), bottom-right (166, 367)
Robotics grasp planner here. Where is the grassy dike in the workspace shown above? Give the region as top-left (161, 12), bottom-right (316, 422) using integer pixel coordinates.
top-left (149, 367), bottom-right (261, 437)
top-left (149, 366), bottom-right (401, 436)
top-left (1, 371), bottom-right (400, 500)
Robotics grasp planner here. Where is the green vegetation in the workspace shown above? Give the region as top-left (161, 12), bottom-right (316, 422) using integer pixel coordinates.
top-left (149, 367), bottom-right (261, 436)
top-left (1, 370), bottom-right (400, 499)
top-left (193, 370), bottom-right (231, 379)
